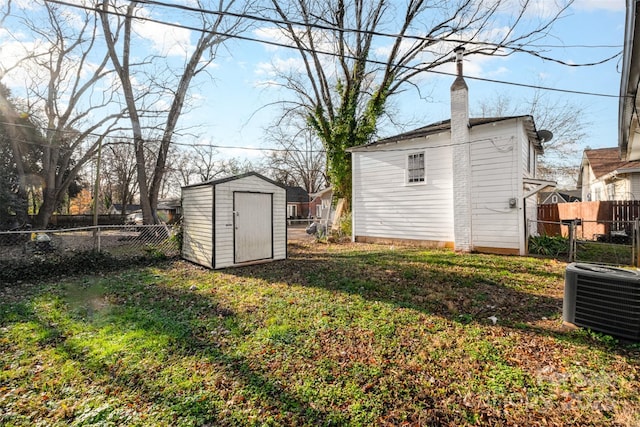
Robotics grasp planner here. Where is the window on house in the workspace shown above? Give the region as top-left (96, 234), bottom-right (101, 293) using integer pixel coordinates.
top-left (407, 152), bottom-right (425, 183)
top-left (551, 195), bottom-right (558, 203)
top-left (607, 183), bottom-right (615, 200)
top-left (531, 144), bottom-right (536, 176)
top-left (316, 204), bottom-right (322, 218)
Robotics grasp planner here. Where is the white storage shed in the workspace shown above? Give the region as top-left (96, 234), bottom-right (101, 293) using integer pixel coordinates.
top-left (181, 172), bottom-right (287, 269)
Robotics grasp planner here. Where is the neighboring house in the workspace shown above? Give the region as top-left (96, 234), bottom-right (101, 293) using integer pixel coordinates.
top-left (577, 147), bottom-right (640, 201)
top-left (157, 198), bottom-right (181, 223)
top-left (620, 1), bottom-right (640, 161)
top-left (539, 190), bottom-right (581, 204)
top-left (348, 48), bottom-right (554, 255)
top-left (285, 186), bottom-right (310, 219)
top-left (108, 200), bottom-right (181, 223)
top-left (309, 187), bottom-right (333, 221)
top-left (108, 203), bottom-right (141, 215)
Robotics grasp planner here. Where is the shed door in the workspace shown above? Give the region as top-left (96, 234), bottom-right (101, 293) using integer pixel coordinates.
top-left (234, 192), bottom-right (273, 263)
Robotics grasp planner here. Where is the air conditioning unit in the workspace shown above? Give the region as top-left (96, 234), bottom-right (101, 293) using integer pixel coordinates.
top-left (564, 263), bottom-right (640, 341)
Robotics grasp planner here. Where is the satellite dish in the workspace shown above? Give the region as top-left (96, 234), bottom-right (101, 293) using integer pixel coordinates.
top-left (537, 129), bottom-right (553, 143)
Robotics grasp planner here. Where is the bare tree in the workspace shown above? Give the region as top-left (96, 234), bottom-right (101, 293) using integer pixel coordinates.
top-left (475, 90), bottom-right (589, 188)
top-left (260, 0), bottom-right (585, 204)
top-left (263, 113), bottom-right (327, 194)
top-left (99, 0), bottom-right (249, 224)
top-left (192, 145), bottom-right (224, 182)
top-left (1, 0), bottom-right (123, 227)
top-left (101, 139), bottom-right (139, 215)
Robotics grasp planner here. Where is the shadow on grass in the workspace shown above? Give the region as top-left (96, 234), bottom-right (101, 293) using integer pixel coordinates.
top-left (228, 243), bottom-right (639, 354)
top-left (0, 275), bottom-right (343, 426)
top-left (2, 244), bottom-right (638, 425)
top-left (233, 243), bottom-right (563, 322)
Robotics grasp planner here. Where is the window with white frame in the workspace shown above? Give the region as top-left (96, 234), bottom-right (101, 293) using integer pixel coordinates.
top-left (607, 183), bottom-right (616, 200)
top-left (407, 152), bottom-right (425, 183)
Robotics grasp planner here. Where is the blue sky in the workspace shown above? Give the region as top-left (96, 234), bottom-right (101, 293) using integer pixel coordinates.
top-left (199, 0), bottom-right (625, 162)
top-left (0, 0), bottom-right (628, 171)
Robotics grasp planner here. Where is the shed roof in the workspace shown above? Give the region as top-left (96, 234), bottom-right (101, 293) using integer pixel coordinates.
top-left (181, 171), bottom-right (285, 190)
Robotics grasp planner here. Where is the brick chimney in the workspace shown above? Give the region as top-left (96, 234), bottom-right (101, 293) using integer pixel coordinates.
top-left (450, 46), bottom-right (472, 252)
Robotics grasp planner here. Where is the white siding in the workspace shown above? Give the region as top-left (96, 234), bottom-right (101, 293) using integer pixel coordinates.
top-left (630, 174), bottom-right (640, 199)
top-left (352, 135), bottom-right (454, 244)
top-left (182, 185), bottom-right (214, 268)
top-left (352, 118), bottom-right (533, 254)
top-left (213, 175), bottom-right (286, 268)
top-left (182, 173), bottom-right (286, 269)
top-left (469, 123), bottom-right (522, 252)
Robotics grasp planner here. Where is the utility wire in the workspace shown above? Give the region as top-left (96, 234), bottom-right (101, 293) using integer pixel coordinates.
top-left (0, 0), bottom-right (624, 155)
top-left (125, 0), bottom-right (622, 60)
top-left (38, 0), bottom-right (623, 98)
top-left (0, 119), bottom-right (540, 154)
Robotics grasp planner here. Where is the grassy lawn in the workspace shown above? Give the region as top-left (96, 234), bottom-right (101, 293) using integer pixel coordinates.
top-left (1, 242), bottom-right (639, 426)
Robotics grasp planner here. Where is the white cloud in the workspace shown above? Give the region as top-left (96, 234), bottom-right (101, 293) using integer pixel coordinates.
top-left (134, 19), bottom-right (193, 58)
top-left (255, 56), bottom-right (305, 77)
top-left (571, 0), bottom-right (625, 12)
top-left (253, 27), bottom-right (291, 52)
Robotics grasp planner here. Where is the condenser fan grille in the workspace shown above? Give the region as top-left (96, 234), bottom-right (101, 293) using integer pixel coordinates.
top-left (564, 263), bottom-right (640, 341)
top-left (575, 275), bottom-right (640, 340)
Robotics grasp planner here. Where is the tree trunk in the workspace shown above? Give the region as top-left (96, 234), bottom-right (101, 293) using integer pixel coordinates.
top-left (34, 186), bottom-right (57, 228)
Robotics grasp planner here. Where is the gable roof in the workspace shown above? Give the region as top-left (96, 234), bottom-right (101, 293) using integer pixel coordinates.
top-left (583, 147), bottom-right (640, 179)
top-left (539, 190), bottom-right (581, 204)
top-left (181, 171), bottom-right (285, 190)
top-left (348, 115), bottom-right (543, 151)
top-left (110, 203), bottom-right (140, 213)
top-left (285, 186), bottom-right (310, 203)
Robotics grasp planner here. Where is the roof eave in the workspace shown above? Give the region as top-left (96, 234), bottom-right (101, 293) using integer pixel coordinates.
top-left (620, 0), bottom-right (640, 160)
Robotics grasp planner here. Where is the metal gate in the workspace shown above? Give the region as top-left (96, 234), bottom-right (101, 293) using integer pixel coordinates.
top-left (234, 192), bottom-right (273, 263)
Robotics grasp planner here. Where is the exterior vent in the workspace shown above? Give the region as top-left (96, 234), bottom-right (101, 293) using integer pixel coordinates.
top-left (563, 263), bottom-right (640, 341)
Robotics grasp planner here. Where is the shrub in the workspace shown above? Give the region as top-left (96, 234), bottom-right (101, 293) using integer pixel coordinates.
top-left (528, 235), bottom-right (569, 257)
top-left (0, 250), bottom-right (171, 284)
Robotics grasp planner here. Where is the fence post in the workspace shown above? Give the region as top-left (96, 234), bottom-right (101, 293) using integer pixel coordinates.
top-left (568, 221), bottom-right (576, 262)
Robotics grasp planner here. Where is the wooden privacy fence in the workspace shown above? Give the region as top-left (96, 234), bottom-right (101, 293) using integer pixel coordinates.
top-left (538, 201), bottom-right (640, 238)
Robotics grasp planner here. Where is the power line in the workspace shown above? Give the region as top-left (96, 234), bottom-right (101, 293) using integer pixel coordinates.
top-left (38, 0), bottom-right (623, 99)
top-left (0, 0), bottom-right (625, 158)
top-left (126, 0), bottom-right (622, 61)
top-left (1, 119), bottom-right (552, 155)
top-left (0, 120), bottom-right (327, 153)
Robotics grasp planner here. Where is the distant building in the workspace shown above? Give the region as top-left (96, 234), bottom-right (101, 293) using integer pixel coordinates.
top-left (285, 186), bottom-right (310, 218)
top-left (578, 147), bottom-right (640, 201)
top-left (108, 203), bottom-right (141, 215)
top-left (539, 190), bottom-right (581, 204)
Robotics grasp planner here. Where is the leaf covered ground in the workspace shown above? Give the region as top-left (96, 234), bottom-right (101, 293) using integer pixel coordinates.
top-left (1, 242), bottom-right (639, 426)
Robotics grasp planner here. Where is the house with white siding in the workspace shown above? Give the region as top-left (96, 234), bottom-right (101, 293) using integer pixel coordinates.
top-left (578, 147), bottom-right (640, 202)
top-left (348, 47), bottom-right (554, 255)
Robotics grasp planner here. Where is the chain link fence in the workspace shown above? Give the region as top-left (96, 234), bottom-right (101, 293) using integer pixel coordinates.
top-left (0, 224), bottom-right (180, 263)
top-left (528, 219), bottom-right (640, 267)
